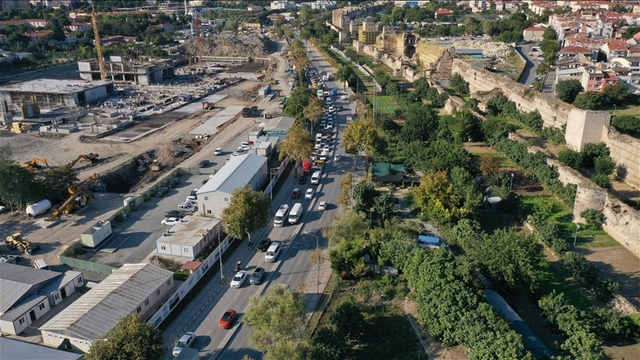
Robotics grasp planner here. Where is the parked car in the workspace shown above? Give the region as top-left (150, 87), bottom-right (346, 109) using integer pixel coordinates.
top-left (257, 238), bottom-right (272, 252)
top-left (250, 267), bottom-right (266, 285)
top-left (214, 147), bottom-right (223, 155)
top-left (155, 187), bottom-right (169, 197)
top-left (334, 154), bottom-right (341, 161)
top-left (197, 160), bottom-right (210, 168)
top-left (230, 270), bottom-right (247, 288)
top-left (218, 309), bottom-right (237, 329)
top-left (172, 332), bottom-right (196, 357)
top-left (164, 210), bottom-right (185, 218)
top-left (305, 188), bottom-right (315, 200)
top-left (162, 217), bottom-right (179, 226)
top-left (291, 188), bottom-right (300, 199)
top-left (168, 177), bottom-right (180, 188)
top-left (318, 201), bottom-right (327, 210)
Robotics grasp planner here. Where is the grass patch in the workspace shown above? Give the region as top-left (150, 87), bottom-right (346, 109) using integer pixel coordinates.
top-left (536, 258), bottom-right (592, 311)
top-left (468, 151), bottom-right (517, 168)
top-left (367, 95), bottom-right (399, 115)
top-left (315, 276), bottom-right (425, 360)
top-left (611, 104), bottom-right (640, 117)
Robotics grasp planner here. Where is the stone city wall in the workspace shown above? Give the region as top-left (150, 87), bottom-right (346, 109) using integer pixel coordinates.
top-left (603, 128), bottom-right (640, 190)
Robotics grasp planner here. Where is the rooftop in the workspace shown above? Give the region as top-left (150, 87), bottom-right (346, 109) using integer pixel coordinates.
top-left (0, 262), bottom-right (62, 314)
top-left (40, 263), bottom-right (173, 340)
top-left (3, 79), bottom-right (112, 95)
top-left (197, 154), bottom-right (267, 195)
top-left (157, 216), bottom-right (220, 248)
top-left (0, 337), bottom-right (82, 360)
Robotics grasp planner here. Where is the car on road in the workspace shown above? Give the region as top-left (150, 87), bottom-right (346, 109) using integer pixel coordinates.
top-left (298, 176), bottom-right (307, 184)
top-left (291, 188), bottom-right (300, 199)
top-left (341, 95), bottom-right (348, 100)
top-left (319, 152), bottom-right (327, 161)
top-left (230, 270), bottom-right (247, 288)
top-left (197, 160), bottom-right (210, 168)
top-left (257, 238), bottom-right (272, 252)
top-left (164, 210), bottom-right (185, 218)
top-left (318, 201), bottom-right (327, 210)
top-left (250, 267), bottom-right (266, 285)
top-left (334, 154), bottom-right (341, 161)
top-left (161, 217), bottom-right (179, 226)
top-left (155, 187), bottom-right (169, 197)
top-left (218, 309), bottom-right (237, 329)
top-left (305, 188), bottom-right (314, 200)
top-left (172, 332), bottom-right (196, 356)
top-left (214, 147), bottom-right (223, 155)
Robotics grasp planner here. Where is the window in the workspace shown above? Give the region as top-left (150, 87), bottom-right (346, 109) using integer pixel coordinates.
top-left (19, 317), bottom-right (24, 325)
top-left (167, 279), bottom-right (171, 287)
top-left (207, 210), bottom-right (212, 214)
top-left (144, 299), bottom-right (150, 306)
top-left (161, 245), bottom-right (166, 250)
top-left (204, 196), bottom-right (209, 200)
top-left (54, 294), bottom-right (60, 300)
top-left (77, 278), bottom-right (82, 284)
top-left (184, 247), bottom-right (189, 252)
top-left (136, 306), bottom-right (141, 313)
top-left (224, 197), bottom-right (229, 202)
top-left (39, 303), bottom-right (45, 310)
top-left (156, 289), bottom-right (160, 295)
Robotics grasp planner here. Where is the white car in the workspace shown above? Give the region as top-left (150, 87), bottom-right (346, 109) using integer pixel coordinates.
top-left (341, 95), bottom-right (348, 100)
top-left (334, 154), bottom-right (341, 161)
top-left (172, 332), bottom-right (196, 357)
top-left (305, 188), bottom-right (315, 200)
top-left (314, 143), bottom-right (322, 150)
top-left (230, 270), bottom-right (247, 288)
top-left (319, 153), bottom-right (328, 161)
top-left (310, 153), bottom-right (318, 161)
top-left (323, 144), bottom-right (331, 152)
top-left (162, 217), bottom-right (179, 226)
top-left (318, 201), bottom-right (327, 210)
top-left (214, 147), bottom-right (223, 156)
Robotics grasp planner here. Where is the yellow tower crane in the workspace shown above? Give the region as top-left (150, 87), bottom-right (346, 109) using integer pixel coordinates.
top-left (92, 5), bottom-right (108, 82)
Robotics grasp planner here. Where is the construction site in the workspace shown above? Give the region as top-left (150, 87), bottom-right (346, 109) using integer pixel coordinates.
top-left (0, 10), bottom-right (295, 270)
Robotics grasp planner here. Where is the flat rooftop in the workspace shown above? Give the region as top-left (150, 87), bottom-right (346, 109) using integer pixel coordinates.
top-left (3, 79), bottom-right (111, 94)
top-left (158, 216), bottom-right (220, 247)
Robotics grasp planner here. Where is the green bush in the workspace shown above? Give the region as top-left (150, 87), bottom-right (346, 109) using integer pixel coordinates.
top-left (558, 149), bottom-right (582, 169)
top-left (611, 114), bottom-right (640, 138)
top-left (561, 251), bottom-right (599, 287)
top-left (541, 126), bottom-right (566, 145)
top-left (592, 174), bottom-right (612, 189)
top-left (591, 277), bottom-right (620, 303)
top-left (580, 209), bottom-right (604, 230)
top-left (581, 142), bottom-right (610, 167)
top-left (594, 156), bottom-right (615, 175)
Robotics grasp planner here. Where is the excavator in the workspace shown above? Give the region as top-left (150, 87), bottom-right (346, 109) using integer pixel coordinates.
top-left (45, 173), bottom-right (99, 221)
top-left (66, 153), bottom-right (99, 168)
top-left (5, 233), bottom-right (40, 255)
top-left (21, 158), bottom-right (50, 174)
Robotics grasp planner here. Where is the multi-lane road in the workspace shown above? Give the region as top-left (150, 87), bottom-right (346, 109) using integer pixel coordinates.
top-left (162, 44), bottom-right (355, 359)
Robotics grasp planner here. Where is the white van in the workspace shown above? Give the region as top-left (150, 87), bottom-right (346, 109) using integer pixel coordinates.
top-left (178, 203), bottom-right (196, 212)
top-left (288, 203), bottom-right (303, 224)
top-left (265, 241), bottom-right (282, 262)
top-left (311, 170), bottom-right (321, 185)
top-left (274, 204), bottom-right (290, 227)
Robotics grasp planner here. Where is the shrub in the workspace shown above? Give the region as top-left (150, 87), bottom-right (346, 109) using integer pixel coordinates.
top-left (592, 174), bottom-right (612, 189)
top-left (580, 209), bottom-right (604, 230)
top-left (561, 251), bottom-right (599, 287)
top-left (581, 142), bottom-right (609, 167)
top-left (541, 126), bottom-right (566, 145)
top-left (558, 149), bottom-right (582, 169)
top-left (611, 114), bottom-right (640, 138)
top-left (591, 277), bottom-right (620, 303)
top-left (519, 111), bottom-right (544, 133)
top-left (594, 156), bottom-right (615, 175)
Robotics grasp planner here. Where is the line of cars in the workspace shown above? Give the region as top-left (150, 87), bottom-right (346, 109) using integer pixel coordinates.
top-left (162, 192), bottom-right (198, 225)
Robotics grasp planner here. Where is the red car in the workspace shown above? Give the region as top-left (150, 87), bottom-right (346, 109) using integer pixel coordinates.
top-left (218, 309), bottom-right (237, 329)
top-left (291, 188), bottom-right (300, 199)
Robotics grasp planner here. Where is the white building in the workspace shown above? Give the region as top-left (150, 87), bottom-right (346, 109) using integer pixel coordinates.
top-left (271, 0), bottom-right (296, 10)
top-left (0, 337), bottom-right (82, 360)
top-left (197, 154), bottom-right (268, 218)
top-left (0, 263), bottom-right (84, 335)
top-left (40, 263), bottom-right (174, 353)
top-left (156, 216), bottom-right (222, 259)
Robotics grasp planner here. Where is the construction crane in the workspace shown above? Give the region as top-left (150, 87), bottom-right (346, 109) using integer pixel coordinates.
top-left (194, 10), bottom-right (203, 72)
top-left (5, 233), bottom-right (40, 255)
top-left (45, 173), bottom-right (99, 221)
top-left (92, 4), bottom-right (108, 82)
top-left (67, 153), bottom-right (99, 168)
top-left (21, 158), bottom-right (51, 174)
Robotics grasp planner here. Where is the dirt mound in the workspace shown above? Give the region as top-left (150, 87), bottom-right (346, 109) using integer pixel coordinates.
top-left (188, 32), bottom-right (278, 57)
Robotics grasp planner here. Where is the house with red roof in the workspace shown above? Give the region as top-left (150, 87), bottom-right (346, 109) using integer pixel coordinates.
top-left (581, 66), bottom-right (619, 92)
top-left (559, 46), bottom-right (597, 61)
top-left (602, 41), bottom-right (628, 60)
top-left (434, 8), bottom-right (454, 19)
top-left (523, 26), bottom-right (546, 41)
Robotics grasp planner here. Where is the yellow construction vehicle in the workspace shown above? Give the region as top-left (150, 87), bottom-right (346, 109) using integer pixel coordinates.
top-left (5, 233), bottom-right (40, 255)
top-left (45, 174), bottom-right (99, 221)
top-left (151, 159), bottom-right (161, 171)
top-left (67, 153), bottom-right (99, 168)
top-left (21, 158), bottom-right (50, 174)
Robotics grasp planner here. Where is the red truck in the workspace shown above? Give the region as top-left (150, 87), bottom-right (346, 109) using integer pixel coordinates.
top-left (302, 159), bottom-right (312, 175)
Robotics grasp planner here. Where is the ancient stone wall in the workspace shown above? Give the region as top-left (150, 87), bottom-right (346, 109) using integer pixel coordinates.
top-left (604, 128), bottom-right (640, 189)
top-left (602, 198), bottom-right (640, 258)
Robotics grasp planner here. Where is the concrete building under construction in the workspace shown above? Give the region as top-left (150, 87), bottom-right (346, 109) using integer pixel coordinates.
top-left (1, 79), bottom-right (114, 114)
top-left (78, 56), bottom-right (175, 85)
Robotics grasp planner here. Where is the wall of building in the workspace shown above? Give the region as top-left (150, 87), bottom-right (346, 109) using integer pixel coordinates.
top-left (81, 84), bottom-right (109, 104)
top-left (1, 297), bottom-right (50, 335)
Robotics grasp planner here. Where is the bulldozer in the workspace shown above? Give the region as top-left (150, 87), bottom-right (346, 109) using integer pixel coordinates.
top-left (5, 233), bottom-right (40, 255)
top-left (67, 153), bottom-right (99, 168)
top-left (150, 159), bottom-right (161, 171)
top-left (21, 158), bottom-right (50, 174)
top-left (45, 173), bottom-right (99, 221)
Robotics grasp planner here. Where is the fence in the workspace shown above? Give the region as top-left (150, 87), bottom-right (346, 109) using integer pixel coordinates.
top-left (59, 241), bottom-right (118, 275)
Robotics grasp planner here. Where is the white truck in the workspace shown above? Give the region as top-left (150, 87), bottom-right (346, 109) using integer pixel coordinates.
top-left (288, 203), bottom-right (303, 224)
top-left (274, 204), bottom-right (290, 227)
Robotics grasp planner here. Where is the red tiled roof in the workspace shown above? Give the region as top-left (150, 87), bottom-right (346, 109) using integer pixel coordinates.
top-left (435, 9), bottom-right (454, 15)
top-left (560, 46), bottom-right (593, 53)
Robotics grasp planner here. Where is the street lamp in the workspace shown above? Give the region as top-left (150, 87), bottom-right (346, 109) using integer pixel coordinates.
top-left (573, 224), bottom-right (581, 247)
top-left (303, 231), bottom-right (320, 294)
top-left (510, 173), bottom-right (514, 192)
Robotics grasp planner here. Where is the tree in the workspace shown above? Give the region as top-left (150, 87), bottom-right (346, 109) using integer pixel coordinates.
top-left (85, 314), bottom-right (164, 360)
top-left (220, 185), bottom-right (270, 244)
top-left (35, 166), bottom-right (79, 203)
top-left (330, 298), bottom-right (364, 343)
top-left (284, 88), bottom-right (314, 121)
top-left (352, 180), bottom-right (379, 214)
top-left (0, 161), bottom-right (37, 211)
top-left (478, 154), bottom-right (501, 187)
top-left (450, 73), bottom-right (470, 94)
top-left (573, 91), bottom-right (605, 110)
top-left (413, 171), bottom-right (464, 225)
top-left (278, 122), bottom-right (314, 176)
top-left (302, 97), bottom-right (324, 130)
top-left (311, 327), bottom-right (349, 360)
top-left (558, 149), bottom-right (582, 169)
top-left (611, 114), bottom-right (640, 137)
top-left (602, 81), bottom-right (631, 105)
top-left (594, 156), bottom-right (615, 175)
top-left (400, 104), bottom-right (439, 143)
top-left (342, 118), bottom-right (380, 164)
top-left (338, 172), bottom-right (354, 210)
top-left (243, 285), bottom-right (308, 359)
top-left (555, 79), bottom-right (583, 104)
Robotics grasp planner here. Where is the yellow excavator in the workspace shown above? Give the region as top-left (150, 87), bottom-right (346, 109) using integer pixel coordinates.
top-left (5, 233), bottom-right (40, 255)
top-left (45, 173), bottom-right (99, 221)
top-left (66, 153), bottom-right (99, 168)
top-left (21, 158), bottom-right (50, 174)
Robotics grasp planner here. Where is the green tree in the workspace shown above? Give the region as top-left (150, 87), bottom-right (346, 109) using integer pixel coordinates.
top-left (338, 172), bottom-right (354, 210)
top-left (302, 97), bottom-right (324, 129)
top-left (342, 118), bottom-right (380, 163)
top-left (0, 161), bottom-right (37, 211)
top-left (330, 298), bottom-right (364, 343)
top-left (561, 331), bottom-right (604, 360)
top-left (602, 81), bottom-right (630, 105)
top-left (581, 142), bottom-right (609, 167)
top-left (352, 180), bottom-right (379, 214)
top-left (611, 114), bottom-right (640, 137)
top-left (35, 166), bottom-right (79, 203)
top-left (450, 73), bottom-right (470, 94)
top-left (400, 104), bottom-right (439, 142)
top-left (311, 327), bottom-right (349, 360)
top-left (284, 88), bottom-right (314, 121)
top-left (594, 156), bottom-right (615, 175)
top-left (220, 185), bottom-right (270, 244)
top-left (85, 314), bottom-right (164, 360)
top-left (243, 285), bottom-right (308, 359)
top-left (555, 79), bottom-right (584, 104)
top-left (558, 149), bottom-right (582, 169)
top-left (573, 91), bottom-right (605, 110)
top-left (278, 122), bottom-right (314, 177)
top-left (413, 171), bottom-right (465, 225)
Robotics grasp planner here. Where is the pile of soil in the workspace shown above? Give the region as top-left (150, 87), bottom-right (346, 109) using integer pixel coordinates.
top-left (188, 32), bottom-right (278, 57)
